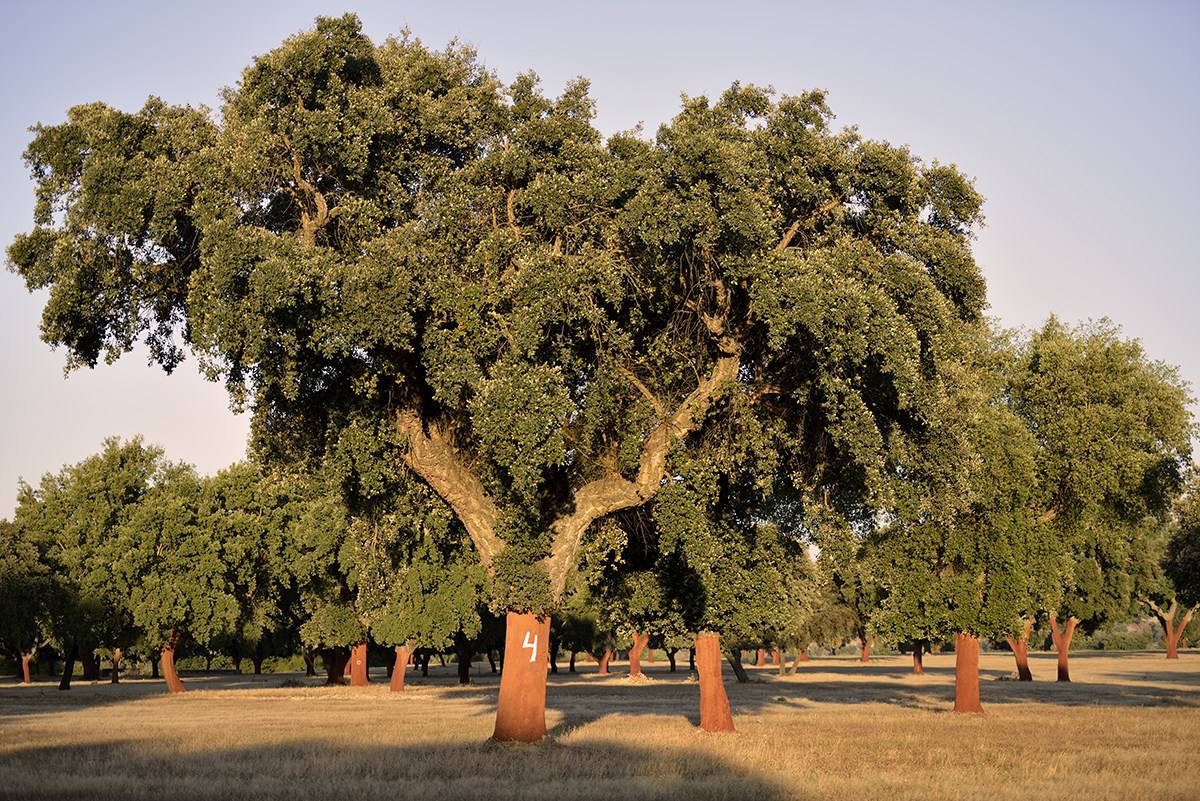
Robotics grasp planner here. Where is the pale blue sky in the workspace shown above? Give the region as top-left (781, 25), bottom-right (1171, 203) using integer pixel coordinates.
top-left (1, 1), bottom-right (1197, 515)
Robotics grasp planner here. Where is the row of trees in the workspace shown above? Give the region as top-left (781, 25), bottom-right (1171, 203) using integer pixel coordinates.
top-left (5, 14), bottom-right (1197, 739)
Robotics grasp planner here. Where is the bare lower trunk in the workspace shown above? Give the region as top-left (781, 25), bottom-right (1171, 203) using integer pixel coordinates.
top-left (324, 649), bottom-right (348, 685)
top-left (110, 648), bottom-right (122, 684)
top-left (349, 642), bottom-right (369, 686)
top-left (58, 641), bottom-right (76, 691)
top-left (688, 648), bottom-right (695, 672)
top-left (1147, 600), bottom-right (1197, 660)
top-left (695, 632), bottom-right (734, 733)
top-left (628, 632), bottom-right (650, 677)
top-left (597, 647), bottom-right (612, 675)
top-left (912, 642), bottom-right (924, 675)
top-left (390, 646), bottom-right (410, 693)
top-left (303, 650), bottom-right (317, 677)
top-left (455, 632), bottom-right (473, 685)
top-left (953, 632), bottom-right (983, 713)
top-left (493, 612), bottom-right (550, 742)
top-left (162, 641), bottom-right (186, 694)
top-left (79, 645), bottom-right (100, 681)
top-left (755, 648), bottom-right (766, 667)
top-left (569, 651), bottom-right (576, 672)
top-left (772, 648), bottom-right (781, 669)
top-left (1050, 615), bottom-right (1078, 683)
top-left (667, 648), bottom-right (677, 672)
top-left (20, 654), bottom-right (32, 684)
top-left (859, 634), bottom-right (874, 663)
top-left (726, 648), bottom-right (749, 683)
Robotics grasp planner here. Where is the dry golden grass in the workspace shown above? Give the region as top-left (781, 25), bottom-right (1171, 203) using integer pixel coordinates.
top-left (0, 650), bottom-right (1196, 800)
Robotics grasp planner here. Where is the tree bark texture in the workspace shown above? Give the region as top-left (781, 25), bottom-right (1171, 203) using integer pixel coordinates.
top-left (1006, 618), bottom-right (1035, 681)
top-left (912, 642), bottom-right (924, 675)
top-left (350, 642), bottom-right (369, 686)
top-left (110, 648), bottom-right (122, 684)
top-left (953, 632), bottom-right (983, 714)
top-left (628, 632), bottom-right (650, 677)
top-left (1050, 616), bottom-right (1078, 682)
top-left (390, 646), bottom-right (410, 693)
top-left (162, 639), bottom-right (186, 694)
top-left (597, 647), bottom-right (612, 675)
top-left (695, 632), bottom-right (735, 733)
top-left (493, 612), bottom-right (550, 743)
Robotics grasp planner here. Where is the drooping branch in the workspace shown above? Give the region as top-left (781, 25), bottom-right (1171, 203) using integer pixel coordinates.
top-left (396, 409), bottom-right (503, 570)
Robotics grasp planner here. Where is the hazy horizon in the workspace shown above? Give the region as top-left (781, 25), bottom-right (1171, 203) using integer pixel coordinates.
top-left (2, 1), bottom-right (1197, 515)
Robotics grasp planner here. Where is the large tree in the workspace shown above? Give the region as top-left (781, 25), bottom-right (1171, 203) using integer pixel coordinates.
top-left (0, 520), bottom-right (54, 684)
top-left (1006, 319), bottom-right (1193, 681)
top-left (9, 14), bottom-right (990, 739)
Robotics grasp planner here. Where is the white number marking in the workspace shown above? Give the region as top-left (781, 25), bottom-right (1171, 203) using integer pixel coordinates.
top-left (522, 631), bottom-right (539, 662)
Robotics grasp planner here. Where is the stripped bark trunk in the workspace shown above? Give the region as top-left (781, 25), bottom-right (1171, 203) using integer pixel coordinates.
top-left (772, 648), bottom-right (781, 669)
top-left (1006, 617), bottom-right (1035, 681)
top-left (628, 632), bottom-right (650, 677)
top-left (1049, 615), bottom-right (1078, 682)
top-left (110, 648), bottom-right (121, 684)
top-left (162, 635), bottom-right (186, 694)
top-left (597, 647), bottom-right (612, 675)
top-left (755, 648), bottom-right (766, 667)
top-left (859, 634), bottom-right (874, 663)
top-left (953, 632), bottom-right (983, 713)
top-left (350, 642), bottom-right (369, 686)
top-left (1146, 600), bottom-right (1197, 660)
top-left (695, 632), bottom-right (734, 733)
top-left (493, 612), bottom-right (550, 742)
top-left (912, 642), bottom-right (924, 675)
top-left (20, 654), bottom-right (32, 684)
top-left (390, 646), bottom-right (410, 693)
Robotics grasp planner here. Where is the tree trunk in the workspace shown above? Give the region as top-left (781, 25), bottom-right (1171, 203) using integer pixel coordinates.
top-left (58, 641), bottom-right (76, 691)
top-left (20, 654), bottom-right (32, 684)
top-left (162, 639), bottom-right (186, 694)
top-left (953, 632), bottom-right (983, 713)
top-left (349, 642), bottom-right (369, 686)
top-left (251, 655), bottom-right (264, 675)
top-left (628, 632), bottom-right (650, 677)
top-left (726, 648), bottom-right (750, 684)
top-left (232, 657), bottom-right (243, 674)
top-left (493, 611), bottom-right (550, 743)
top-left (455, 632), bottom-right (473, 685)
top-left (487, 649), bottom-right (498, 674)
top-left (912, 642), bottom-right (924, 674)
top-left (1050, 615), bottom-right (1078, 682)
top-left (569, 651), bottom-right (576, 672)
top-left (324, 649), bottom-right (347, 685)
top-left (772, 648), bottom-right (782, 668)
top-left (667, 648), bottom-right (677, 672)
top-left (79, 645), bottom-right (99, 681)
top-left (303, 649), bottom-right (317, 677)
top-left (1006, 617), bottom-right (1035, 681)
top-left (1148, 600), bottom-right (1196, 660)
top-left (597, 647), bottom-right (612, 675)
top-left (859, 634), bottom-right (874, 663)
top-left (390, 646), bottom-right (410, 693)
top-left (799, 650), bottom-right (810, 662)
top-left (688, 648), bottom-right (695, 672)
top-left (753, 648), bottom-right (765, 667)
top-left (548, 626), bottom-right (559, 675)
top-left (695, 632), bottom-right (734, 733)
top-left (110, 648), bottom-right (122, 684)
top-left (420, 652), bottom-right (430, 677)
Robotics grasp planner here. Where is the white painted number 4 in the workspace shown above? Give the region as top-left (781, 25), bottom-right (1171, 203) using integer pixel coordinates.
top-left (522, 631), bottom-right (539, 662)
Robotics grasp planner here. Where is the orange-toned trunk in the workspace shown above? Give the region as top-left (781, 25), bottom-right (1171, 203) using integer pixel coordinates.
top-left (859, 635), bottom-right (874, 663)
top-left (162, 641), bottom-right (186, 694)
top-left (349, 642), bottom-right (369, 686)
top-left (628, 632), bottom-right (650, 677)
top-left (597, 647), bottom-right (612, 675)
top-left (953, 632), bottom-right (982, 713)
top-left (493, 612), bottom-right (550, 742)
top-left (912, 642), bottom-right (924, 674)
top-left (390, 646), bottom-right (409, 692)
top-left (110, 647), bottom-right (122, 684)
top-left (772, 648), bottom-right (781, 667)
top-left (1050, 616), bottom-right (1078, 682)
top-left (755, 648), bottom-right (766, 667)
top-left (695, 632), bottom-right (734, 733)
top-left (20, 654), bottom-right (31, 684)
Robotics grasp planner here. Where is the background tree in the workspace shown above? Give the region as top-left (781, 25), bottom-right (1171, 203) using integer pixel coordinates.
top-left (10, 14), bottom-right (992, 739)
top-left (1007, 319), bottom-right (1193, 681)
top-left (1139, 481), bottom-right (1200, 659)
top-left (0, 520), bottom-right (54, 684)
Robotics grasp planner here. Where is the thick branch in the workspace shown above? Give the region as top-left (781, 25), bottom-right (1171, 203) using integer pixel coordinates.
top-left (396, 409), bottom-right (503, 570)
top-left (776, 198), bottom-right (841, 250)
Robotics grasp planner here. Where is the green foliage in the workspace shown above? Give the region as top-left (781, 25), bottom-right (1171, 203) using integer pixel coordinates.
top-left (0, 519), bottom-right (55, 662)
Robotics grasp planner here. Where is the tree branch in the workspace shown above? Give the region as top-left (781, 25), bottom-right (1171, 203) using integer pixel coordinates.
top-left (395, 408), bottom-right (503, 571)
top-left (776, 198), bottom-right (841, 250)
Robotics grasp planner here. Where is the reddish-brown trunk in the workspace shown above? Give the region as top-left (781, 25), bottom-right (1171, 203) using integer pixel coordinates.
top-left (695, 632), bottom-right (735, 733)
top-left (493, 611), bottom-right (550, 742)
top-left (859, 635), bottom-right (874, 663)
top-left (755, 648), bottom-right (766, 667)
top-left (161, 643), bottom-right (186, 694)
top-left (799, 651), bottom-right (810, 662)
top-left (349, 642), bottom-right (369, 686)
top-left (110, 648), bottom-right (122, 684)
top-left (597, 647), bottom-right (612, 675)
top-left (390, 646), bottom-right (410, 692)
top-left (1006, 636), bottom-right (1033, 682)
top-left (1050, 616), bottom-right (1077, 682)
top-left (20, 654), bottom-right (32, 684)
top-left (953, 632), bottom-right (983, 713)
top-left (628, 632), bottom-right (650, 677)
top-left (912, 643), bottom-right (924, 675)
top-left (772, 648), bottom-right (781, 668)
top-left (1164, 616), bottom-right (1179, 659)
top-left (79, 645), bottom-right (100, 681)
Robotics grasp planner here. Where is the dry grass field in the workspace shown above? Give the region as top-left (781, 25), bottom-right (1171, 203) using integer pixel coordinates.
top-left (0, 650), bottom-right (1196, 801)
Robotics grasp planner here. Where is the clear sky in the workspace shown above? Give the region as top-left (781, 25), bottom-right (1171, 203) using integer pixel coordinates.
top-left (1, 1), bottom-right (1197, 516)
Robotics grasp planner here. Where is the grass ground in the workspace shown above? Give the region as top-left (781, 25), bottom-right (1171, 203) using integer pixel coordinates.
top-left (0, 649), bottom-right (1196, 801)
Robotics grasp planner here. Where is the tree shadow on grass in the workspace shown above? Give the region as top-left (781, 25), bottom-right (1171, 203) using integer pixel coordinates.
top-left (0, 737), bottom-right (795, 801)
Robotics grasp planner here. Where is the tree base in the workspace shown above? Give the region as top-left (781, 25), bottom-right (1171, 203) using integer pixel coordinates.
top-left (493, 612), bottom-right (550, 742)
top-left (695, 632), bottom-right (734, 733)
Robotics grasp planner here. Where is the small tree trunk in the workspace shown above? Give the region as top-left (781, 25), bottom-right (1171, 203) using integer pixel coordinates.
top-left (349, 642), bottom-right (369, 686)
top-left (1150, 600), bottom-right (1196, 660)
top-left (755, 648), bottom-right (766, 667)
top-left (799, 650), bottom-right (810, 662)
top-left (912, 642), bottom-right (924, 675)
top-left (110, 648), bottom-right (122, 684)
top-left (390, 646), bottom-right (410, 693)
top-left (251, 655), bottom-right (264, 675)
top-left (324, 649), bottom-right (347, 685)
top-left (20, 654), bottom-right (32, 684)
top-left (695, 632), bottom-right (734, 733)
top-left (487, 649), bottom-right (498, 674)
top-left (688, 648), bottom-right (695, 672)
top-left (58, 641), bottom-right (76, 691)
top-left (79, 645), bottom-right (100, 681)
top-left (454, 633), bottom-right (473, 685)
top-left (1006, 617), bottom-right (1035, 681)
top-left (953, 632), bottom-right (983, 713)
top-left (162, 638), bottom-right (186, 694)
top-left (859, 634), bottom-right (874, 663)
top-left (232, 657), bottom-right (243, 674)
top-left (772, 648), bottom-right (782, 669)
top-left (1050, 615), bottom-right (1078, 683)
top-left (548, 626), bottom-right (559, 675)
top-left (204, 654), bottom-right (213, 672)
top-left (493, 611), bottom-right (550, 743)
top-left (597, 647), bottom-right (612, 675)
top-left (569, 651), bottom-right (576, 672)
top-left (303, 649), bottom-right (316, 677)
top-left (628, 632), bottom-right (650, 677)
top-left (420, 652), bottom-right (430, 677)
top-left (726, 648), bottom-right (750, 684)
top-left (667, 648), bottom-right (677, 672)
